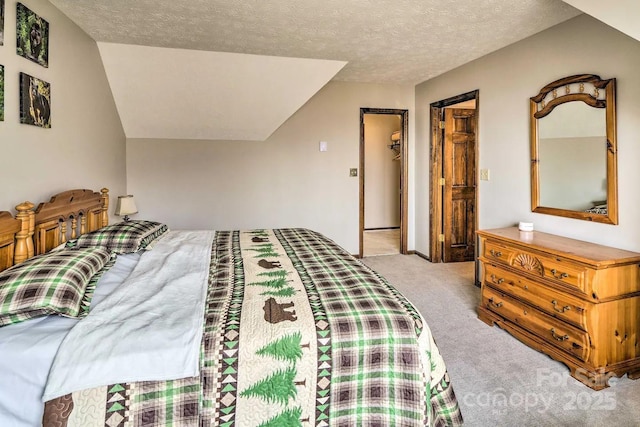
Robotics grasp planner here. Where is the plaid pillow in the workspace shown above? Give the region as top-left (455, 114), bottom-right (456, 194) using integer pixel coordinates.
top-left (0, 247), bottom-right (112, 327)
top-left (70, 220), bottom-right (168, 254)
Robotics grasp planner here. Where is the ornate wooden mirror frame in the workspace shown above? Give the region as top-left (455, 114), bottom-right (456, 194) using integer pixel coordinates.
top-left (530, 74), bottom-right (617, 224)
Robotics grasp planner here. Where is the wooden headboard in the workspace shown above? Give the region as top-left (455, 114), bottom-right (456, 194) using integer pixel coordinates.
top-left (33, 188), bottom-right (109, 256)
top-left (0, 188), bottom-right (109, 273)
top-left (0, 212), bottom-right (22, 272)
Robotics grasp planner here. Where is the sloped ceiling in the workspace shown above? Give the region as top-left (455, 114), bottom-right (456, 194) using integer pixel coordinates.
top-left (48, 0), bottom-right (582, 141)
top-left (562, 0), bottom-right (640, 42)
top-left (98, 43), bottom-right (345, 140)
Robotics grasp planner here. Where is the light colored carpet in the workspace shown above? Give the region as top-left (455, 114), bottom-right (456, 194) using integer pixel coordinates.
top-left (363, 229), bottom-right (400, 256)
top-left (362, 255), bottom-right (640, 427)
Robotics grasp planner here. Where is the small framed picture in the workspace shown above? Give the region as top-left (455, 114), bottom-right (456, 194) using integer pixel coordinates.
top-left (0, 65), bottom-right (4, 122)
top-left (16, 2), bottom-right (49, 67)
top-left (1, 0), bottom-right (5, 46)
top-left (20, 72), bottom-right (51, 128)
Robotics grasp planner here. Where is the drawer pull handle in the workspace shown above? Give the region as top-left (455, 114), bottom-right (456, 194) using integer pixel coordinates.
top-left (550, 328), bottom-right (569, 341)
top-left (488, 297), bottom-right (503, 308)
top-left (551, 300), bottom-right (571, 313)
top-left (550, 269), bottom-right (569, 279)
top-left (490, 274), bottom-right (505, 284)
top-left (490, 249), bottom-right (502, 257)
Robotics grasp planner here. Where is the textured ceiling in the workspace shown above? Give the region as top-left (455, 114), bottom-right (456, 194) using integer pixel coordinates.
top-left (49, 0), bottom-right (581, 85)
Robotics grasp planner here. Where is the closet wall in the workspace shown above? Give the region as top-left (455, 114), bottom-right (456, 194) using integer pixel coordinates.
top-left (363, 114), bottom-right (401, 229)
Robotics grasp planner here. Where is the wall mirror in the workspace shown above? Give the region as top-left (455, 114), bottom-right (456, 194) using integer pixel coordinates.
top-left (530, 74), bottom-right (617, 224)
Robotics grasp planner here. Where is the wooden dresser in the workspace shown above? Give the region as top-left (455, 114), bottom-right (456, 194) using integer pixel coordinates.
top-left (477, 227), bottom-right (640, 390)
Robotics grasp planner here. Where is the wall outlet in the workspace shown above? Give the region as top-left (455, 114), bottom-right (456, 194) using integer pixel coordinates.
top-left (349, 168), bottom-right (358, 177)
top-left (319, 141), bottom-right (328, 152)
top-left (480, 169), bottom-right (490, 181)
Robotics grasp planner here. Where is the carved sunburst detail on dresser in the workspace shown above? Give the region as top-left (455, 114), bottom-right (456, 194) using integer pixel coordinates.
top-left (513, 253), bottom-right (543, 276)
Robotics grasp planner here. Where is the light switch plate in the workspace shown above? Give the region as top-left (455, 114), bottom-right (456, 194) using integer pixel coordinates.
top-left (319, 141), bottom-right (328, 152)
top-left (349, 168), bottom-right (358, 177)
top-left (480, 169), bottom-right (490, 181)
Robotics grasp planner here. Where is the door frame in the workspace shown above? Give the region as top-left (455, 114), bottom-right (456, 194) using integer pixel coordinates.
top-left (359, 108), bottom-right (409, 258)
top-left (429, 90), bottom-right (479, 263)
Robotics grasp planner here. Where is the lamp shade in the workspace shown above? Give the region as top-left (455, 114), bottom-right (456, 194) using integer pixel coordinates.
top-left (115, 195), bottom-right (138, 218)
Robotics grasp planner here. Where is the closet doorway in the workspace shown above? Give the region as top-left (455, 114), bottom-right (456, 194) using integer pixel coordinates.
top-left (429, 90), bottom-right (479, 263)
top-left (359, 108), bottom-right (408, 258)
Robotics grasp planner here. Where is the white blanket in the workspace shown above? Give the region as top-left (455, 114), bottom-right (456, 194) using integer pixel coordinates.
top-left (43, 230), bottom-right (214, 401)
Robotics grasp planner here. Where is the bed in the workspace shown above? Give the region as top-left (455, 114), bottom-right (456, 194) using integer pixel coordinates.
top-left (0, 188), bottom-right (463, 427)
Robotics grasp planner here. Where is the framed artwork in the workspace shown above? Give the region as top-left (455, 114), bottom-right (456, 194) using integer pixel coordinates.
top-left (16, 2), bottom-right (49, 67)
top-left (0, 65), bottom-right (4, 122)
top-left (1, 0), bottom-right (5, 46)
top-left (20, 72), bottom-right (51, 128)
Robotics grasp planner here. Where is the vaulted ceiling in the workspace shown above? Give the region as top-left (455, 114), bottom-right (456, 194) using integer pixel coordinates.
top-left (97, 43), bottom-right (345, 141)
top-left (561, 0), bottom-right (640, 42)
top-left (46, 1), bottom-right (637, 141)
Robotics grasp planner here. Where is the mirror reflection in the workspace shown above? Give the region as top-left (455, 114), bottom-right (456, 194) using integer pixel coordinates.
top-left (538, 102), bottom-right (606, 211)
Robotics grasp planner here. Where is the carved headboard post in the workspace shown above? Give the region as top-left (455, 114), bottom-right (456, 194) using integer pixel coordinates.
top-left (14, 202), bottom-right (35, 264)
top-left (0, 212), bottom-right (22, 272)
top-left (80, 215), bottom-right (87, 235)
top-left (101, 188), bottom-right (109, 227)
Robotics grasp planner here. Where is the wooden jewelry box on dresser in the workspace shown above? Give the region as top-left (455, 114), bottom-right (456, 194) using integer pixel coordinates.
top-left (477, 227), bottom-right (640, 390)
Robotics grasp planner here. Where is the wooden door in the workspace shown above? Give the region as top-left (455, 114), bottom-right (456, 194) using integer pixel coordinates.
top-left (443, 108), bottom-right (476, 262)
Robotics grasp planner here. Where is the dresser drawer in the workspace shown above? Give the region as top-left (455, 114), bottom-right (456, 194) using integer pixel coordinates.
top-left (483, 240), bottom-right (516, 265)
top-left (482, 286), bottom-right (590, 361)
top-left (483, 239), bottom-right (589, 295)
top-left (483, 264), bottom-right (588, 330)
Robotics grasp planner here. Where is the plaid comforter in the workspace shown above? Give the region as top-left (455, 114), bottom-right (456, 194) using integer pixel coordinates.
top-left (43, 229), bottom-right (462, 426)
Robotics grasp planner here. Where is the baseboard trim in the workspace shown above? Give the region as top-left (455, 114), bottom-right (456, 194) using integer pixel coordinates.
top-left (415, 251), bottom-right (431, 261)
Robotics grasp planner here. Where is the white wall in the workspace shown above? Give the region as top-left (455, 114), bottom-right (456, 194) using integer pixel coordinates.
top-left (364, 114), bottom-right (401, 229)
top-left (127, 81), bottom-right (415, 253)
top-left (415, 14), bottom-right (640, 253)
top-left (0, 0), bottom-right (125, 217)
